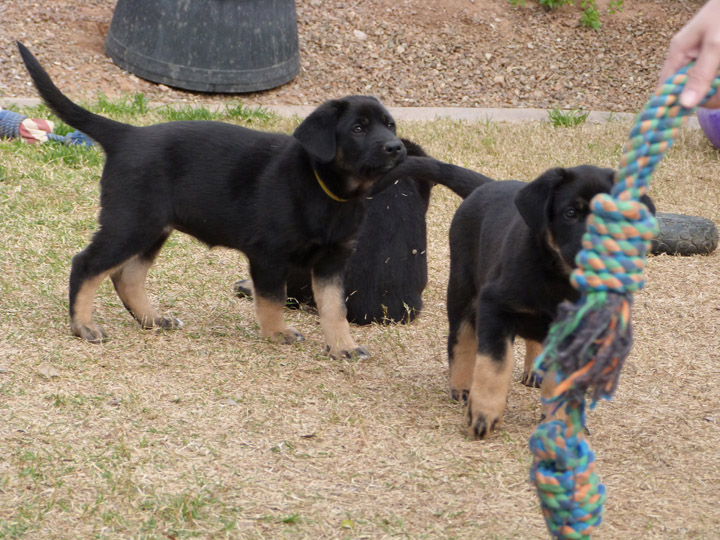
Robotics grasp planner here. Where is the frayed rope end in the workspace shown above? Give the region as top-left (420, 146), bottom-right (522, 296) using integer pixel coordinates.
top-left (534, 292), bottom-right (633, 406)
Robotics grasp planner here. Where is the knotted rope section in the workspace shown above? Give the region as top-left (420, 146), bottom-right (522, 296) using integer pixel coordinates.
top-left (529, 64), bottom-right (720, 540)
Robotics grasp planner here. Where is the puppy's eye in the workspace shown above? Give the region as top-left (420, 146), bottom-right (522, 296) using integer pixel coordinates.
top-left (352, 124), bottom-right (365, 134)
top-left (387, 121), bottom-right (396, 130)
top-left (564, 208), bottom-right (578, 219)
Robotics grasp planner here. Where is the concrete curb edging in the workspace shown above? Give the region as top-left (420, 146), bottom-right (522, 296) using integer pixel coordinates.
top-left (0, 97), bottom-right (701, 128)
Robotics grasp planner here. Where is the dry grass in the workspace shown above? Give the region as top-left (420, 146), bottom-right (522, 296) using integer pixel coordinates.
top-left (1, 106), bottom-right (719, 540)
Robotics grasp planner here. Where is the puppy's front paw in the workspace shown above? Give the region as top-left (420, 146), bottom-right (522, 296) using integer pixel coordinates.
top-left (521, 370), bottom-right (543, 388)
top-left (465, 399), bottom-right (501, 440)
top-left (326, 345), bottom-right (370, 361)
top-left (465, 396), bottom-right (504, 440)
top-left (450, 388), bottom-right (469, 404)
top-left (72, 322), bottom-right (107, 344)
top-left (268, 327), bottom-right (305, 344)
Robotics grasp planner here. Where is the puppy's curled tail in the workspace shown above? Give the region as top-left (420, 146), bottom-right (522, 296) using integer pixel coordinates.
top-left (374, 155), bottom-right (494, 199)
top-left (16, 42), bottom-right (130, 151)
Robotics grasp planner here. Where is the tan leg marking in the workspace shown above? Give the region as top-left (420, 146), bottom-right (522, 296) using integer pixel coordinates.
top-left (522, 339), bottom-right (544, 387)
top-left (111, 256), bottom-right (161, 328)
top-left (110, 255), bottom-right (183, 331)
top-left (71, 271), bottom-right (110, 342)
top-left (312, 274), bottom-right (367, 359)
top-left (254, 295), bottom-right (303, 344)
top-left (448, 320), bottom-right (477, 401)
top-left (465, 340), bottom-right (514, 439)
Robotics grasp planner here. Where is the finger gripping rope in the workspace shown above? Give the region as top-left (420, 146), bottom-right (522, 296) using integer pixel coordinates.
top-left (530, 65), bottom-right (720, 540)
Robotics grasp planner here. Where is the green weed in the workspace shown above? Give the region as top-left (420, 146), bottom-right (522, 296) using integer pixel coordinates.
top-left (93, 93), bottom-right (149, 117)
top-left (548, 107), bottom-right (590, 127)
top-left (156, 105), bottom-right (217, 122)
top-left (513, 0), bottom-right (623, 29)
top-left (222, 102), bottom-right (275, 124)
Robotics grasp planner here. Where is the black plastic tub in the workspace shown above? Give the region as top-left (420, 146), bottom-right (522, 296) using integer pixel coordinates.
top-left (105, 0), bottom-right (300, 93)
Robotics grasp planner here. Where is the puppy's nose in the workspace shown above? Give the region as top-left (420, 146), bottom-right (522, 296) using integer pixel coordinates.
top-left (383, 140), bottom-right (404, 156)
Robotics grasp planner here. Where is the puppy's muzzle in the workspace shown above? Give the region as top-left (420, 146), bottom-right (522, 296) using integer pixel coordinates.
top-left (382, 139), bottom-right (407, 170)
top-left (384, 140), bottom-right (404, 158)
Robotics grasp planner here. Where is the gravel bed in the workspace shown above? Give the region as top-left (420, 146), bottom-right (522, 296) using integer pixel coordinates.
top-left (0, 0), bottom-right (704, 112)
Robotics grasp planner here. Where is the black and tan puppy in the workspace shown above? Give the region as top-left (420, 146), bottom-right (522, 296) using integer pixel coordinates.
top-left (18, 42), bottom-right (407, 359)
top-left (446, 165), bottom-right (655, 439)
top-left (234, 140), bottom-right (493, 324)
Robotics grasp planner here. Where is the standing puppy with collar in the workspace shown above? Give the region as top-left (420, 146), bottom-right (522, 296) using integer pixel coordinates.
top-left (446, 166), bottom-right (655, 439)
top-left (18, 42), bottom-right (406, 359)
top-left (234, 139), bottom-right (495, 324)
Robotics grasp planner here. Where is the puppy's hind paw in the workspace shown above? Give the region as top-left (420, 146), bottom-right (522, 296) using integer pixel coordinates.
top-left (233, 279), bottom-right (253, 299)
top-left (348, 346), bottom-right (371, 361)
top-left (268, 327), bottom-right (305, 344)
top-left (138, 315), bottom-right (183, 331)
top-left (157, 316), bottom-right (183, 331)
top-left (521, 370), bottom-right (543, 388)
top-left (72, 323), bottom-right (107, 344)
top-left (450, 388), bottom-right (469, 404)
top-left (326, 345), bottom-right (370, 361)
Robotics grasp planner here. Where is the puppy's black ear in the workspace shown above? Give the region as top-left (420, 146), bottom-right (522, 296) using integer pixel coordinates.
top-left (293, 100), bottom-right (341, 163)
top-left (514, 167), bottom-right (566, 231)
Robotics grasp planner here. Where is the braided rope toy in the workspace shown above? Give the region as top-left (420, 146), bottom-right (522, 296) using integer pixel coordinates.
top-left (529, 65), bottom-right (720, 540)
top-left (0, 108), bottom-right (93, 146)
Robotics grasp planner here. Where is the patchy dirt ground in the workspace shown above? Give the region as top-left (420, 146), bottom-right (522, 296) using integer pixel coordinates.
top-left (0, 0), bottom-right (706, 111)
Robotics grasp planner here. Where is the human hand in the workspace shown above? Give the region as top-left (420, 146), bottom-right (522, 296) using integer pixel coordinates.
top-left (657, 0), bottom-right (720, 109)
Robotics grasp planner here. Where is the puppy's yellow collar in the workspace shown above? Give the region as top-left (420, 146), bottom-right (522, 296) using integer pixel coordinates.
top-left (314, 169), bottom-right (349, 203)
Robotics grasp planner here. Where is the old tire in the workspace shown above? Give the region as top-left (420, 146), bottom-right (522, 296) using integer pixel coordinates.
top-left (651, 212), bottom-right (718, 256)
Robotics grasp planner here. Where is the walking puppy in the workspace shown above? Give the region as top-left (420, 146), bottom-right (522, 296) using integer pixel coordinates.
top-left (234, 139), bottom-right (493, 324)
top-left (18, 42), bottom-right (407, 359)
top-left (446, 165), bottom-right (655, 439)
